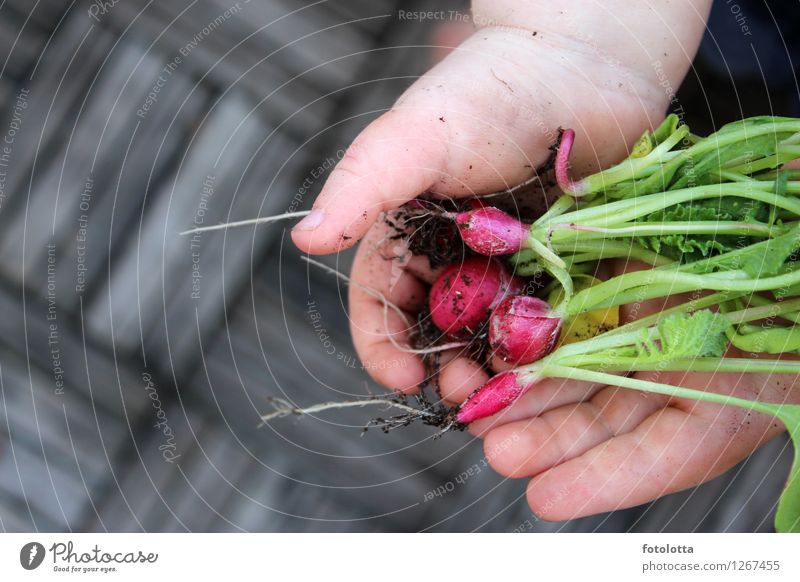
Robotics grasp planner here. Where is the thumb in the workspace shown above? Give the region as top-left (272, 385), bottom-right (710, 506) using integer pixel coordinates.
top-left (291, 107), bottom-right (447, 254)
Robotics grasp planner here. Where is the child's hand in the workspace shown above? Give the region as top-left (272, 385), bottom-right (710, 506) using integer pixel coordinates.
top-left (292, 1), bottom-right (711, 253)
top-left (290, 0), bottom-right (800, 523)
top-left (292, 1), bottom-right (711, 398)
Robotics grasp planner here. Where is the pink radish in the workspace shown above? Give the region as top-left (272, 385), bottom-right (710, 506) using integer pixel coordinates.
top-left (489, 295), bottom-right (562, 364)
top-left (456, 370), bottom-right (530, 423)
top-left (428, 257), bottom-right (522, 337)
top-left (454, 207), bottom-right (530, 256)
top-left (555, 128), bottom-right (589, 196)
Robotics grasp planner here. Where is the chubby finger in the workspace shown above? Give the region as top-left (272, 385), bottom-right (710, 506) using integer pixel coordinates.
top-left (405, 254), bottom-right (445, 285)
top-left (348, 228), bottom-right (436, 392)
top-left (291, 108), bottom-right (448, 255)
top-left (483, 386), bottom-right (667, 479)
top-left (349, 222), bottom-right (440, 310)
top-left (525, 402), bottom-right (781, 522)
top-left (467, 376), bottom-right (606, 437)
top-left (348, 284), bottom-right (427, 393)
top-left (438, 356), bottom-right (490, 405)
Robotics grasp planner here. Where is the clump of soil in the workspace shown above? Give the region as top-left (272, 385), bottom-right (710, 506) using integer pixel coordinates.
top-left (385, 199), bottom-right (465, 269)
top-left (364, 390), bottom-right (465, 435)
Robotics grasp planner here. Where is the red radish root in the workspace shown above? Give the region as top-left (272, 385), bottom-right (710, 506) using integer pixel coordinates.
top-left (555, 128), bottom-right (587, 196)
top-left (428, 257), bottom-right (522, 337)
top-left (456, 370), bottom-right (530, 423)
top-left (454, 207), bottom-right (530, 256)
top-left (489, 295), bottom-right (562, 364)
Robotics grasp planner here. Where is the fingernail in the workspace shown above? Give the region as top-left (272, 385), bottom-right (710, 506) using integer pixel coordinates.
top-left (293, 209), bottom-right (325, 231)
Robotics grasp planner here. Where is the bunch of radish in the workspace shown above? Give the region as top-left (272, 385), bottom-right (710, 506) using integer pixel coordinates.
top-left (425, 211), bottom-right (566, 423)
top-left (412, 119), bottom-right (800, 527)
top-left (256, 115), bottom-right (800, 533)
top-left (428, 254), bottom-right (560, 351)
top-left (201, 115), bottom-right (800, 532)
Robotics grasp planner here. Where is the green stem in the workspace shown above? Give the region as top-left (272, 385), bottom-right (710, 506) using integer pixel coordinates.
top-left (563, 270), bottom-right (729, 315)
top-left (725, 297), bottom-right (800, 325)
top-left (544, 327), bottom-right (657, 360)
top-left (573, 125), bottom-right (691, 194)
top-left (567, 262), bottom-right (598, 276)
top-left (541, 365), bottom-right (784, 417)
top-left (542, 182), bottom-right (800, 228)
top-left (551, 240), bottom-right (673, 267)
top-left (565, 119), bottom-right (800, 198)
top-left (601, 292), bottom-right (743, 337)
top-left (713, 170), bottom-right (756, 183)
top-left (729, 326), bottom-right (800, 353)
top-left (725, 146), bottom-right (800, 175)
top-left (533, 195), bottom-right (574, 226)
top-left (567, 266), bottom-right (800, 316)
top-left (528, 236), bottom-right (566, 270)
top-left (746, 295), bottom-right (800, 324)
top-left (549, 264), bottom-right (574, 310)
top-left (551, 357), bottom-right (800, 376)
top-left (544, 220), bottom-right (778, 242)
top-left (579, 282), bottom-right (721, 313)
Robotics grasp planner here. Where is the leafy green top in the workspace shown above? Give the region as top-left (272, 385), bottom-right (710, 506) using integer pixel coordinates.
top-left (651, 310), bottom-right (730, 358)
top-left (638, 198), bottom-right (769, 261)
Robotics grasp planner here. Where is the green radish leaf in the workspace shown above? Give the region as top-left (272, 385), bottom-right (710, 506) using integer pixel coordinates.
top-left (740, 229), bottom-right (800, 278)
top-left (637, 198), bottom-right (768, 261)
top-left (671, 136), bottom-right (782, 190)
top-left (704, 196), bottom-right (769, 222)
top-left (654, 310), bottom-right (730, 358)
top-left (638, 232), bottom-right (729, 262)
top-left (773, 404), bottom-right (800, 533)
top-left (652, 113), bottom-right (682, 145)
top-left (689, 226), bottom-right (800, 277)
top-left (630, 114), bottom-right (683, 159)
top-left (630, 130), bottom-right (654, 159)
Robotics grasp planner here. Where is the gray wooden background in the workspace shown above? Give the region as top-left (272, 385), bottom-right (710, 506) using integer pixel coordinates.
top-left (0, 0), bottom-right (792, 532)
